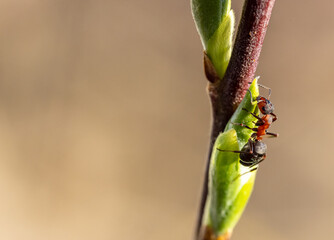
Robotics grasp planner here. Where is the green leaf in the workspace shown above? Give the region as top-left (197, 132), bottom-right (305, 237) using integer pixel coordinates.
top-left (191, 0), bottom-right (234, 79)
top-left (206, 10), bottom-right (234, 78)
top-left (191, 0), bottom-right (231, 49)
top-left (203, 79), bottom-right (260, 237)
top-left (225, 78), bottom-right (260, 147)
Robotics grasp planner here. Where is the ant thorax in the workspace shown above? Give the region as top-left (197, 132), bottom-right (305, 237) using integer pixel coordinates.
top-left (262, 114), bottom-right (273, 124)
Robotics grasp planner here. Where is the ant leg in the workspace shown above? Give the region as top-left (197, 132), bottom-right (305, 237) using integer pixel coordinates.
top-left (271, 113), bottom-right (277, 122)
top-left (264, 131), bottom-right (279, 138)
top-left (232, 167), bottom-right (258, 182)
top-left (246, 138), bottom-right (255, 153)
top-left (232, 122), bottom-right (258, 132)
top-left (248, 158), bottom-right (265, 169)
top-left (247, 89), bottom-right (258, 106)
top-left (217, 148), bottom-right (258, 159)
top-left (242, 108), bottom-right (263, 123)
top-left (251, 133), bottom-right (257, 139)
top-left (223, 139), bottom-right (257, 160)
top-left (216, 149), bottom-right (247, 154)
top-left (257, 84), bottom-right (272, 99)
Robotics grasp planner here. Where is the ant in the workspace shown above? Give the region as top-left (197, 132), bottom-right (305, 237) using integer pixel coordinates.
top-left (217, 138), bottom-right (267, 179)
top-left (233, 83), bottom-right (278, 140)
top-left (216, 82), bottom-right (279, 179)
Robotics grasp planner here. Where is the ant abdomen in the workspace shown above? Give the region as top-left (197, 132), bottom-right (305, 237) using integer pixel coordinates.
top-left (239, 140), bottom-right (267, 167)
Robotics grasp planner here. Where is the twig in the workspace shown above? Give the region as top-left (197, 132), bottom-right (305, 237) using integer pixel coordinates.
top-left (195, 0), bottom-right (276, 239)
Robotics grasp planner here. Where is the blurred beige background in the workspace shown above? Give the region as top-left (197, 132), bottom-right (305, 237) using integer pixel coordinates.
top-left (0, 0), bottom-right (333, 239)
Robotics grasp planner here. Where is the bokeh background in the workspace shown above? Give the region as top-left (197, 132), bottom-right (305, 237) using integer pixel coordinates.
top-left (0, 0), bottom-right (333, 239)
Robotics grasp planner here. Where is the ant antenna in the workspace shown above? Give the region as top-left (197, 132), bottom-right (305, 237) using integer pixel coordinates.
top-left (247, 89), bottom-right (255, 104)
top-left (257, 84), bottom-right (272, 99)
top-left (247, 89), bottom-right (264, 105)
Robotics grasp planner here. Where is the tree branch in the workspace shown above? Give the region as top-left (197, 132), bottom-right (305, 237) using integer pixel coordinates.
top-left (196, 0), bottom-right (276, 239)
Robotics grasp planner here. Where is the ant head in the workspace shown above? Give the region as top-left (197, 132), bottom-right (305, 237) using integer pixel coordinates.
top-left (254, 141), bottom-right (267, 155)
top-left (257, 97), bottom-right (275, 114)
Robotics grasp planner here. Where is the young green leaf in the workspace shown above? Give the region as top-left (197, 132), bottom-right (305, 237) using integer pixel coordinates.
top-left (203, 79), bottom-right (260, 238)
top-left (225, 78), bottom-right (260, 147)
top-left (191, 0), bottom-right (234, 79)
top-left (191, 0), bottom-right (231, 49)
top-left (206, 9), bottom-right (234, 79)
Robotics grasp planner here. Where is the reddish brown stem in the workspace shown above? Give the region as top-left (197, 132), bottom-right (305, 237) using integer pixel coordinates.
top-left (195, 0), bottom-right (276, 239)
